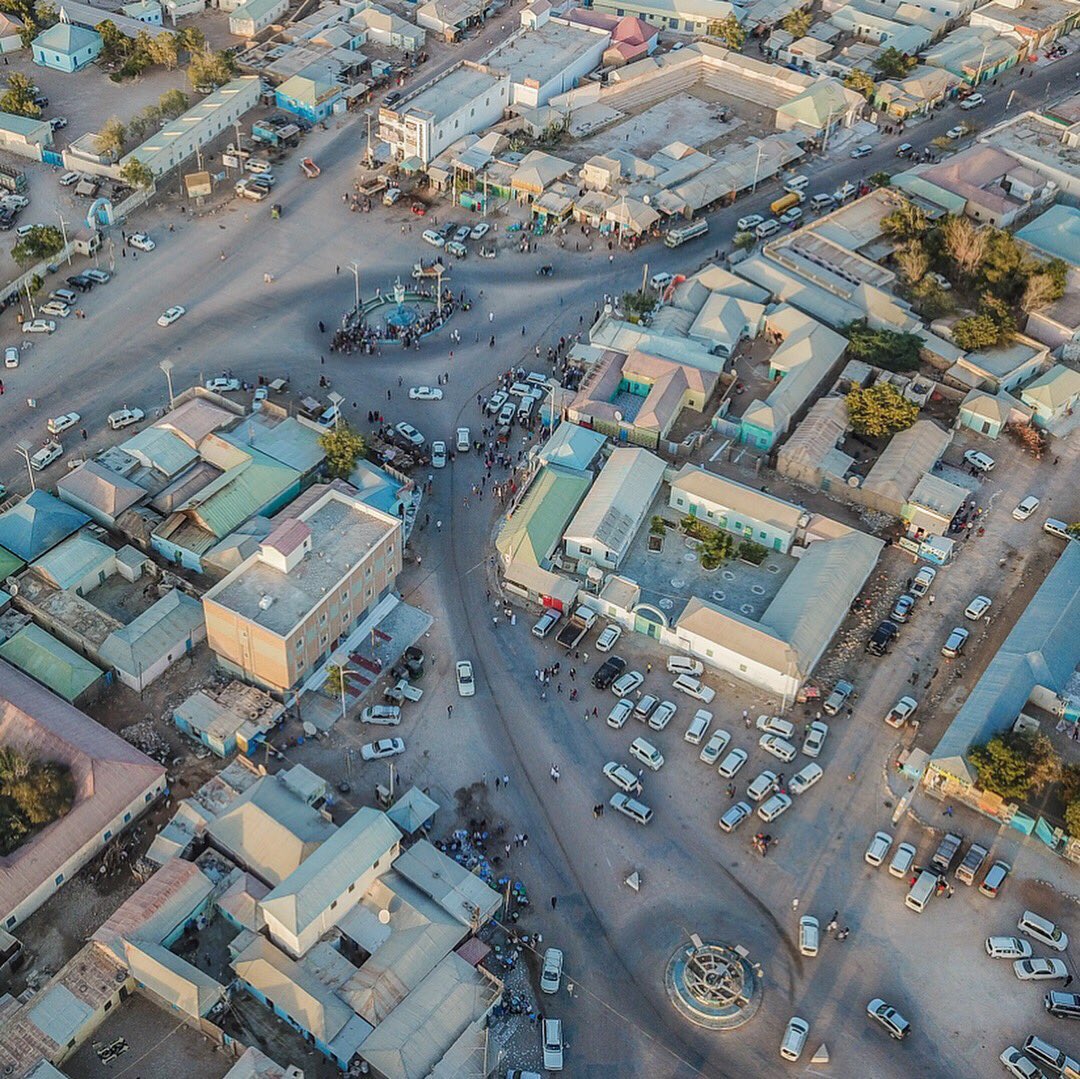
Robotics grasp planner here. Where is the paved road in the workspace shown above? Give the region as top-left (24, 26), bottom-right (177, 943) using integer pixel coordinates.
top-left (2, 48), bottom-right (1079, 1077)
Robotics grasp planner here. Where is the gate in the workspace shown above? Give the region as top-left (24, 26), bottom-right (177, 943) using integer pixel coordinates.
top-left (42, 150), bottom-right (63, 167)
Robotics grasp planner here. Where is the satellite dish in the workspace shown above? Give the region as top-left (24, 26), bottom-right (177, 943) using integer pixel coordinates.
top-left (847, 475), bottom-right (861, 487)
top-left (614, 410), bottom-right (623, 421)
top-left (378, 908), bottom-right (391, 924)
top-left (302, 721), bottom-right (317, 736)
top-left (642, 194), bottom-right (650, 204)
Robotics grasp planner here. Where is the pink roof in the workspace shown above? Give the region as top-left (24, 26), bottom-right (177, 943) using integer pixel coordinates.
top-left (263, 517), bottom-right (311, 557)
top-left (613, 14), bottom-right (656, 44)
top-left (0, 663), bottom-right (165, 923)
top-left (564, 6), bottom-right (618, 30)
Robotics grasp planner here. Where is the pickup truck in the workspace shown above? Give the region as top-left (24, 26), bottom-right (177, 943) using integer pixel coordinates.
top-left (30, 440), bottom-right (63, 471)
top-left (555, 605), bottom-right (598, 649)
top-left (931, 831), bottom-right (962, 872)
top-left (822, 680), bottom-right (853, 716)
top-left (235, 180), bottom-right (268, 201)
top-left (384, 678), bottom-right (423, 704)
top-left (954, 841), bottom-right (988, 885)
top-left (300, 157), bottom-right (320, 178)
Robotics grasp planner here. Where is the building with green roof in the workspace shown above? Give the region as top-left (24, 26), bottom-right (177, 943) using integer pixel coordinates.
top-left (0, 623), bottom-right (104, 704)
top-left (495, 464), bottom-right (592, 568)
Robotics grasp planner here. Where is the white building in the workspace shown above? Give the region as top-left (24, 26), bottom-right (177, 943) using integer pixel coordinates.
top-left (121, 75), bottom-right (261, 177)
top-left (258, 807), bottom-right (402, 956)
top-left (229, 0), bottom-right (287, 35)
top-left (562, 446), bottom-right (666, 570)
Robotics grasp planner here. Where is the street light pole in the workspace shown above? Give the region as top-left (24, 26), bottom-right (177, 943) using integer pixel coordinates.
top-left (159, 359), bottom-right (175, 408)
top-left (56, 211), bottom-right (71, 266)
top-left (751, 142), bottom-right (764, 193)
top-left (16, 441), bottom-right (35, 491)
top-left (348, 261), bottom-right (361, 316)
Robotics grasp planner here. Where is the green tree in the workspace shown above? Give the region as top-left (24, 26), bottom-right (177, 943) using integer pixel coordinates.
top-left (319, 421), bottom-right (365, 479)
top-left (120, 157), bottom-right (155, 189)
top-left (188, 47), bottom-right (237, 89)
top-left (873, 46), bottom-right (917, 79)
top-left (95, 19), bottom-right (129, 63)
top-left (1066, 800), bottom-right (1080, 839)
top-left (733, 230), bottom-right (756, 251)
top-left (845, 382), bottom-right (918, 438)
top-left (895, 241), bottom-right (930, 286)
top-left (868, 171), bottom-right (892, 189)
top-left (881, 201), bottom-right (929, 241)
top-left (145, 30), bottom-right (180, 70)
top-left (1020, 269), bottom-right (1064, 313)
top-left (843, 320), bottom-right (922, 372)
top-left (95, 115), bottom-right (127, 158)
top-left (0, 72), bottom-right (39, 118)
top-left (708, 13), bottom-right (745, 50)
top-left (969, 734), bottom-right (1034, 800)
top-left (158, 87), bottom-right (190, 119)
top-left (5, 763), bottom-right (74, 825)
top-left (325, 664), bottom-right (348, 698)
top-left (11, 224), bottom-right (64, 266)
top-left (126, 104), bottom-right (160, 142)
top-left (780, 8), bottom-right (812, 37)
top-left (699, 529), bottom-right (734, 570)
top-left (942, 215), bottom-right (987, 279)
top-left (844, 69), bottom-right (877, 99)
top-left (622, 290), bottom-right (655, 319)
top-left (951, 313), bottom-right (1002, 351)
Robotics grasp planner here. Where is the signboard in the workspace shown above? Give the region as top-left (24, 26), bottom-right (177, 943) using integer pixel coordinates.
top-left (896, 536), bottom-right (921, 557)
top-left (221, 153), bottom-right (239, 169)
top-left (184, 171), bottom-right (212, 198)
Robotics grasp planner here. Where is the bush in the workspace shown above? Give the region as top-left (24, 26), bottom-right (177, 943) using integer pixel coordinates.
top-left (737, 539), bottom-right (768, 565)
top-left (969, 730), bottom-right (1059, 802)
top-left (1066, 800), bottom-right (1080, 839)
top-left (843, 320), bottom-right (922, 373)
top-left (845, 382), bottom-right (918, 438)
top-left (0, 750), bottom-right (75, 854)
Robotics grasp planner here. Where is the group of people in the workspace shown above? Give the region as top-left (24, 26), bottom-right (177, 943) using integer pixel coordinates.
top-left (329, 286), bottom-right (458, 354)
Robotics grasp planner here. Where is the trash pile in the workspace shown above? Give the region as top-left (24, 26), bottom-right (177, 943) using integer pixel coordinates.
top-left (120, 720), bottom-right (172, 764)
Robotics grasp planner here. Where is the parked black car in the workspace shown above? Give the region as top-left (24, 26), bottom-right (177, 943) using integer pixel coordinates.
top-left (66, 274), bottom-right (94, 292)
top-left (592, 656), bottom-right (626, 691)
top-left (866, 620), bottom-right (899, 656)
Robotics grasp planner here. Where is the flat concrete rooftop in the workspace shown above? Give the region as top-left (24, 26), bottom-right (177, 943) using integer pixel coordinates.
top-left (403, 64), bottom-right (504, 124)
top-left (208, 495), bottom-right (397, 636)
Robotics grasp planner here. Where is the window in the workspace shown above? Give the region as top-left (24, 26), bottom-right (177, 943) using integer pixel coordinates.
top-left (341, 590), bottom-right (349, 602)
top-left (330, 899), bottom-right (338, 910)
top-left (104, 1000), bottom-right (112, 1011)
top-left (759, 531), bottom-right (767, 540)
top-left (103, 830), bottom-right (112, 841)
top-left (6, 917), bottom-right (16, 930)
top-left (124, 812), bottom-right (131, 822)
top-left (579, 545), bottom-right (592, 555)
top-left (349, 882), bottom-right (355, 892)
top-left (320, 612), bottom-right (327, 624)
top-left (55, 873), bottom-right (64, 886)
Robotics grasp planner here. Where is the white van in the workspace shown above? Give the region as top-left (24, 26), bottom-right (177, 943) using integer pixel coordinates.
top-left (755, 219), bottom-right (781, 240)
top-left (779, 1016), bottom-right (809, 1061)
top-left (610, 792), bottom-right (653, 824)
top-left (517, 396), bottom-right (535, 422)
top-left (1044, 518), bottom-right (1072, 540)
top-left (905, 870), bottom-right (937, 913)
top-left (783, 175), bottom-right (810, 194)
top-left (532, 610), bottom-right (560, 638)
top-left (667, 655), bottom-right (704, 677)
top-left (629, 736), bottom-right (664, 771)
top-left (1017, 909), bottom-right (1069, 951)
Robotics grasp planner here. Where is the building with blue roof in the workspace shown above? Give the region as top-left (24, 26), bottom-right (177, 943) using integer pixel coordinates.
top-left (0, 490), bottom-right (89, 564)
top-left (1015, 204), bottom-right (1080, 267)
top-left (31, 533), bottom-right (115, 595)
top-left (927, 542), bottom-right (1080, 797)
top-left (0, 623), bottom-right (105, 704)
top-left (31, 20), bottom-right (102, 71)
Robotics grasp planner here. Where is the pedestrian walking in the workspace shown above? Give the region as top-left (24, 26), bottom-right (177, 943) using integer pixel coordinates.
top-left (792, 897), bottom-right (799, 912)
top-left (743, 709), bottom-right (750, 729)
top-left (447, 704), bottom-right (453, 718)
top-left (503, 775), bottom-right (509, 788)
top-left (495, 777), bottom-right (501, 790)
top-left (551, 896), bottom-right (558, 910)
top-left (1065, 975), bottom-right (1073, 988)
top-left (928, 594), bottom-right (936, 606)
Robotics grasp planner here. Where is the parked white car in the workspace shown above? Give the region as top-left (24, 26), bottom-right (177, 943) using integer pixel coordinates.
top-left (865, 831), bottom-right (893, 866)
top-left (4, 346), bottom-right (18, 368)
top-left (885, 696), bottom-right (918, 728)
top-left (667, 655), bottom-right (703, 676)
top-left (672, 674), bottom-right (715, 702)
top-left (107, 407), bottom-right (144, 430)
top-left (985, 937), bottom-right (1033, 960)
top-left (360, 705), bottom-right (401, 725)
top-left (718, 801), bottom-right (752, 833)
top-left (611, 671), bottom-right (644, 697)
top-left (717, 747), bottom-right (748, 778)
top-left (758, 792), bottom-right (792, 822)
top-left (746, 769), bottom-right (778, 802)
top-left (409, 385), bottom-right (443, 400)
top-left (128, 232), bottom-right (155, 251)
top-left (455, 660), bottom-right (475, 697)
top-left (802, 720), bottom-right (828, 757)
top-left (47, 412), bottom-right (80, 435)
top-left (360, 737), bottom-right (405, 760)
top-left (431, 440), bottom-right (447, 468)
top-left (539, 948), bottom-right (564, 994)
top-left (759, 733), bottom-right (796, 763)
top-left (1014, 958), bottom-right (1069, 982)
top-left (595, 625), bottom-right (622, 652)
top-left (756, 714), bottom-right (795, 739)
top-left (606, 699), bottom-right (634, 729)
top-left (736, 214), bottom-right (764, 232)
top-left (23, 319), bottom-right (56, 334)
top-left (684, 708), bottom-right (711, 744)
top-left (206, 377), bottom-right (241, 392)
top-left (698, 728), bottom-right (730, 764)
top-left (602, 761), bottom-right (641, 794)
top-left (798, 916), bottom-right (820, 958)
top-left (1013, 495), bottom-right (1040, 521)
top-left (456, 427), bottom-right (470, 451)
top-left (647, 700), bottom-right (677, 731)
top-left (789, 762), bottom-right (823, 795)
top-left (963, 448), bottom-right (995, 472)
top-left (965, 594), bottom-right (992, 620)
top-left (888, 841), bottom-right (917, 878)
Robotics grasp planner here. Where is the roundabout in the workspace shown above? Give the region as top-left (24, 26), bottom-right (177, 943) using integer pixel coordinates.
top-left (332, 275), bottom-right (458, 353)
top-left (665, 937), bottom-right (763, 1030)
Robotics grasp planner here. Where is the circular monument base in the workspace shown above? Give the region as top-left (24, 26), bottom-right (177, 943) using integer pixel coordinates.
top-left (664, 940), bottom-right (762, 1030)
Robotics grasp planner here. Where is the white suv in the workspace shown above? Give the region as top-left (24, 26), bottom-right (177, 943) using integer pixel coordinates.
top-left (671, 674), bottom-right (715, 702)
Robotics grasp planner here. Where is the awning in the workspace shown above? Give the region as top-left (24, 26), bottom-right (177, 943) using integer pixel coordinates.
top-left (400, 156), bottom-right (425, 173)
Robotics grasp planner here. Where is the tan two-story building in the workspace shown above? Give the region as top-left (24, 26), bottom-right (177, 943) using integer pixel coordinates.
top-left (202, 488), bottom-right (402, 696)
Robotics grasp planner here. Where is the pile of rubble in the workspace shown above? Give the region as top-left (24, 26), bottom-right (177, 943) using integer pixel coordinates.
top-left (120, 720), bottom-right (173, 764)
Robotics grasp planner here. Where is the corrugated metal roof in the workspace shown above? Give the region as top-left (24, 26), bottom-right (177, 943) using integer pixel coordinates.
top-left (537, 422), bottom-right (607, 471)
top-left (185, 446), bottom-right (299, 538)
top-left (154, 398), bottom-right (234, 448)
top-left (260, 808), bottom-right (401, 938)
top-left (862, 420), bottom-right (951, 506)
top-left (0, 491), bottom-right (89, 563)
top-left (0, 624), bottom-right (102, 701)
top-left (563, 447), bottom-right (666, 559)
top-left (495, 465), bottom-right (592, 567)
top-left (31, 532), bottom-right (114, 591)
top-left (932, 542), bottom-right (1080, 775)
top-left (205, 774), bottom-right (338, 887)
top-left (763, 530), bottom-right (884, 675)
top-left (358, 953), bottom-right (499, 1079)
top-left (0, 664), bottom-right (164, 924)
top-left (122, 427), bottom-right (199, 477)
top-left (123, 940), bottom-right (225, 1017)
top-left (98, 589), bottom-right (203, 674)
top-left (392, 840), bottom-right (501, 928)
top-left (222, 1047), bottom-right (292, 1079)
top-left (242, 417), bottom-right (326, 474)
top-left (26, 985), bottom-right (92, 1045)
top-left (57, 460), bottom-right (145, 518)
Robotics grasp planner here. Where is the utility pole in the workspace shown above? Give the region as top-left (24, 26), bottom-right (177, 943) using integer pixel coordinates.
top-left (751, 142), bottom-right (764, 193)
top-left (56, 211), bottom-right (71, 266)
top-left (16, 441), bottom-right (35, 491)
top-left (348, 261), bottom-right (361, 316)
top-left (640, 262), bottom-right (648, 296)
top-left (159, 359), bottom-right (175, 408)
top-left (23, 278), bottom-right (36, 320)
